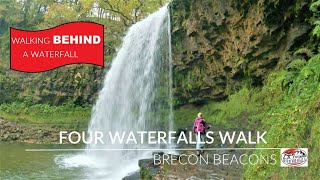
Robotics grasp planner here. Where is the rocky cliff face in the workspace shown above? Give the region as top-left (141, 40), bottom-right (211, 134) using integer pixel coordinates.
top-left (0, 65), bottom-right (105, 105)
top-left (170, 0), bottom-right (311, 105)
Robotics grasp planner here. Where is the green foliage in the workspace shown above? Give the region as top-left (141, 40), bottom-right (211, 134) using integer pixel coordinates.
top-left (285, 59), bottom-right (306, 71)
top-left (205, 54), bottom-right (319, 179)
top-left (0, 0), bottom-right (22, 28)
top-left (174, 87), bottom-right (257, 129)
top-left (312, 20), bottom-right (320, 38)
top-left (173, 48), bottom-right (320, 179)
top-left (174, 105), bottom-right (199, 129)
top-left (244, 54), bottom-right (320, 179)
top-left (0, 102), bottom-right (91, 124)
top-left (310, 0), bottom-right (320, 14)
top-left (37, 3), bottom-right (78, 29)
top-left (294, 47), bottom-right (314, 58)
top-left (0, 31), bottom-right (10, 62)
top-left (97, 0), bottom-right (169, 26)
top-left (310, 1), bottom-right (320, 39)
top-left (140, 166), bottom-right (153, 180)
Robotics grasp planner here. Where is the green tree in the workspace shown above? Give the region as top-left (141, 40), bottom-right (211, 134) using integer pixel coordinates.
top-left (0, 0), bottom-right (22, 33)
top-left (97, 0), bottom-right (169, 26)
top-left (310, 1), bottom-right (320, 39)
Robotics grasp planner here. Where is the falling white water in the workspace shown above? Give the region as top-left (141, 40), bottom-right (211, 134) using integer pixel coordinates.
top-left (79, 5), bottom-right (173, 179)
top-left (167, 9), bottom-right (174, 133)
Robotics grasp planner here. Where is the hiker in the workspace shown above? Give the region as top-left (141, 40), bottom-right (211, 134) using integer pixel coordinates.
top-left (193, 112), bottom-right (210, 155)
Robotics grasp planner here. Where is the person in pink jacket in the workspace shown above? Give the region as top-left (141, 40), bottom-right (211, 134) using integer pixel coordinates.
top-left (193, 112), bottom-right (211, 155)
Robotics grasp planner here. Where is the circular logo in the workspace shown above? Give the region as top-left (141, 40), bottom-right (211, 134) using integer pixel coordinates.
top-left (281, 148), bottom-right (307, 166)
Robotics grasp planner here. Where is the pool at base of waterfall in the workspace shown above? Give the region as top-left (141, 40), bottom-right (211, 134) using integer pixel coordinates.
top-left (0, 142), bottom-right (144, 179)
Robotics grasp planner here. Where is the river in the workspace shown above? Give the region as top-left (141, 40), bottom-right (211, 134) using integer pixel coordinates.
top-left (0, 142), bottom-right (91, 179)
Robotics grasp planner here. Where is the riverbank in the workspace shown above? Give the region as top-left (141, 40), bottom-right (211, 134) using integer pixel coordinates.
top-left (0, 102), bottom-right (89, 144)
top-left (0, 119), bottom-right (86, 144)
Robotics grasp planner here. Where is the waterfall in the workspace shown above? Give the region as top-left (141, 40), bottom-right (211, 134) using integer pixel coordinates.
top-left (167, 9), bottom-right (174, 133)
top-left (85, 5), bottom-right (173, 179)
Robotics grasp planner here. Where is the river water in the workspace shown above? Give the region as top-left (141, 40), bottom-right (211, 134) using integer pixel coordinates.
top-left (0, 142), bottom-right (88, 179)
